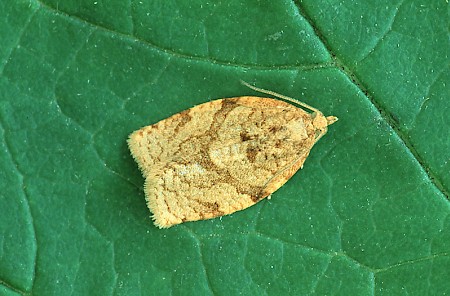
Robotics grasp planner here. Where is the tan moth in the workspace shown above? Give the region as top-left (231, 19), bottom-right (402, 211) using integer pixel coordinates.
top-left (128, 82), bottom-right (337, 228)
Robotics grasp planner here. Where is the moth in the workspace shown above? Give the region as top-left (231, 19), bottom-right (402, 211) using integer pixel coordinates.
top-left (128, 82), bottom-right (337, 228)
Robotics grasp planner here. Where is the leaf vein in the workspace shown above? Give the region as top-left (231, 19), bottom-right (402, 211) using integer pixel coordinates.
top-left (294, 0), bottom-right (449, 199)
top-left (0, 4), bottom-right (39, 75)
top-left (0, 116), bottom-right (38, 294)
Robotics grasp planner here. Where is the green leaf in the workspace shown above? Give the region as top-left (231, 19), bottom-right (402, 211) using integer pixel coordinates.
top-left (1, 0), bottom-right (449, 295)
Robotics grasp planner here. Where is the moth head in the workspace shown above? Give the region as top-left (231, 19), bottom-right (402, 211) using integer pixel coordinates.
top-left (312, 112), bottom-right (338, 142)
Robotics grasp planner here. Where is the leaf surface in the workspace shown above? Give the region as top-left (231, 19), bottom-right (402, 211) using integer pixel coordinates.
top-left (0, 0), bottom-right (449, 295)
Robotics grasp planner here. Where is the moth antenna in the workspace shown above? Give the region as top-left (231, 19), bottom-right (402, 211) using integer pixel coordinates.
top-left (240, 80), bottom-right (320, 113)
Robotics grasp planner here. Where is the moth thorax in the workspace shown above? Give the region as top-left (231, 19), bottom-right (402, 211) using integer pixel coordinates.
top-left (312, 112), bottom-right (328, 132)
